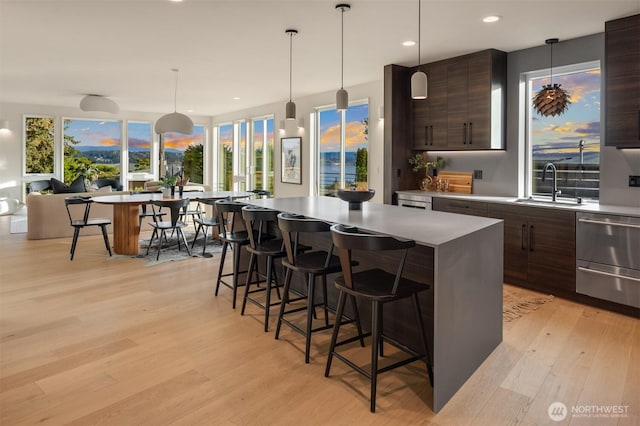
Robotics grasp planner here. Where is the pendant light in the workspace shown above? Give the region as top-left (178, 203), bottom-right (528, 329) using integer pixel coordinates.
top-left (336, 3), bottom-right (350, 111)
top-left (285, 29), bottom-right (298, 120)
top-left (155, 68), bottom-right (194, 135)
top-left (79, 94), bottom-right (120, 114)
top-left (532, 38), bottom-right (572, 117)
top-left (411, 0), bottom-right (427, 99)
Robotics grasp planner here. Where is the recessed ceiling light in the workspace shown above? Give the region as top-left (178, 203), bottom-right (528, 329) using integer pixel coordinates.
top-left (186, 109), bottom-right (193, 113)
top-left (232, 97), bottom-right (240, 100)
top-left (483, 15), bottom-right (501, 23)
top-left (169, 0), bottom-right (184, 2)
top-left (402, 40), bottom-right (416, 47)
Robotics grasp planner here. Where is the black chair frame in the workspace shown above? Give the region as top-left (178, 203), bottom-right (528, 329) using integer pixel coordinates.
top-left (191, 198), bottom-right (224, 256)
top-left (275, 213), bottom-right (364, 363)
top-left (214, 199), bottom-right (250, 309)
top-left (325, 224), bottom-right (434, 413)
top-left (240, 206), bottom-right (288, 332)
top-left (145, 198), bottom-right (192, 261)
top-left (64, 196), bottom-right (112, 260)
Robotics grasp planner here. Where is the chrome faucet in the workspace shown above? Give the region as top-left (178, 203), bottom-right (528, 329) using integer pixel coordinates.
top-left (541, 162), bottom-right (561, 201)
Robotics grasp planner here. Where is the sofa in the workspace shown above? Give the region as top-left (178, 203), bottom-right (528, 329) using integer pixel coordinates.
top-left (26, 190), bottom-right (128, 240)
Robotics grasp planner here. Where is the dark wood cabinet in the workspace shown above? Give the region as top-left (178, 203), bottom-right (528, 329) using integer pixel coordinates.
top-left (411, 49), bottom-right (506, 151)
top-left (412, 62), bottom-right (447, 149)
top-left (487, 203), bottom-right (575, 295)
top-left (432, 197), bottom-right (488, 217)
top-left (605, 14), bottom-right (640, 148)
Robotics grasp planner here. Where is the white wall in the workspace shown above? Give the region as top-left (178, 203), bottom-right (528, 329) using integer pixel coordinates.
top-left (212, 80), bottom-right (384, 202)
top-left (0, 102), bottom-right (210, 201)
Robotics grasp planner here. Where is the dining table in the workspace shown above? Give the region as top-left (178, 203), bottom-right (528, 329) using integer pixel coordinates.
top-left (94, 191), bottom-right (253, 255)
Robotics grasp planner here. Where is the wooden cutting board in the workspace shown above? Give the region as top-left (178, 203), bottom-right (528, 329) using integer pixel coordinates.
top-left (437, 171), bottom-right (473, 193)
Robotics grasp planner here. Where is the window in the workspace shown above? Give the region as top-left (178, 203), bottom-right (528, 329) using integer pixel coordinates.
top-left (251, 116), bottom-right (274, 194)
top-left (526, 62), bottom-right (601, 200)
top-left (63, 118), bottom-right (122, 184)
top-left (127, 121), bottom-right (152, 174)
top-left (24, 116), bottom-right (55, 175)
top-left (316, 102), bottom-right (368, 196)
top-left (237, 120), bottom-right (247, 191)
top-left (162, 125), bottom-right (205, 184)
top-left (218, 123), bottom-right (233, 190)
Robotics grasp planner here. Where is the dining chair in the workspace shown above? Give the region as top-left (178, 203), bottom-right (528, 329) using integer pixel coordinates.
top-left (325, 224), bottom-right (433, 413)
top-left (64, 196), bottom-right (112, 260)
top-left (145, 198), bottom-right (192, 261)
top-left (191, 198), bottom-right (224, 256)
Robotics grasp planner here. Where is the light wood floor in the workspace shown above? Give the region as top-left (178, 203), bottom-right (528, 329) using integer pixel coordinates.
top-left (0, 218), bottom-right (638, 425)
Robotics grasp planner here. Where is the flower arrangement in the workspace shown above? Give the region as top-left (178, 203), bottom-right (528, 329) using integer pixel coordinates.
top-left (408, 153), bottom-right (444, 172)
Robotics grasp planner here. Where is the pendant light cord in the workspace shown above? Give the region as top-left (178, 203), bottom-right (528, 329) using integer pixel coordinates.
top-left (417, 0), bottom-right (421, 69)
top-left (289, 32), bottom-right (293, 102)
top-left (340, 6), bottom-right (344, 89)
top-left (549, 43), bottom-right (554, 86)
top-left (173, 69), bottom-right (179, 113)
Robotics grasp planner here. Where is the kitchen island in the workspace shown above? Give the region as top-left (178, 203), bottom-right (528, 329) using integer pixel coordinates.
top-left (247, 196), bottom-right (504, 412)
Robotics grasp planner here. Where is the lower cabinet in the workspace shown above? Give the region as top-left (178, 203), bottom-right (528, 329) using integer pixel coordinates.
top-left (487, 203), bottom-right (575, 296)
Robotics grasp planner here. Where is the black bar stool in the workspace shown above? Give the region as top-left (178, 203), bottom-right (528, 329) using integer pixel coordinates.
top-left (325, 224), bottom-right (434, 413)
top-left (240, 205), bottom-right (286, 332)
top-left (214, 199), bottom-right (250, 309)
top-left (275, 213), bottom-right (364, 363)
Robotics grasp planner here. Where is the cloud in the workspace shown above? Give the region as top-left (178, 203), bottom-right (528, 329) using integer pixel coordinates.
top-left (165, 133), bottom-right (204, 151)
top-left (574, 121), bottom-right (600, 135)
top-left (99, 138), bottom-right (120, 147)
top-left (128, 137), bottom-right (150, 149)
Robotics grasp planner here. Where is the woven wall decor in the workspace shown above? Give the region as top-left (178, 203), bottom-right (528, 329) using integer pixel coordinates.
top-left (532, 38), bottom-right (572, 117)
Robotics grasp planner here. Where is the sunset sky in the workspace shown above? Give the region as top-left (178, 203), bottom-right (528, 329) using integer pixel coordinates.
top-left (64, 119), bottom-right (204, 152)
top-left (530, 68), bottom-right (601, 161)
top-left (319, 103), bottom-right (368, 152)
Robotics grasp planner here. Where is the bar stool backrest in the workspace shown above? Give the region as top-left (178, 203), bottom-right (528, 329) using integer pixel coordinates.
top-left (215, 199), bottom-right (247, 235)
top-left (241, 205), bottom-right (279, 249)
top-left (330, 224), bottom-right (416, 295)
top-left (278, 212), bottom-right (333, 267)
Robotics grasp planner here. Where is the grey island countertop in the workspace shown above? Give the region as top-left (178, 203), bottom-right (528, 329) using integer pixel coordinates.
top-left (248, 195), bottom-right (504, 413)
top-left (248, 195), bottom-right (502, 247)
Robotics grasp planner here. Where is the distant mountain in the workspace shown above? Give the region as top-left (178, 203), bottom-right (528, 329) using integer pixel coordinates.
top-left (76, 145), bottom-right (119, 152)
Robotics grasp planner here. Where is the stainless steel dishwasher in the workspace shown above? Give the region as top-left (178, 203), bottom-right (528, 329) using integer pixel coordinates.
top-left (576, 212), bottom-right (640, 308)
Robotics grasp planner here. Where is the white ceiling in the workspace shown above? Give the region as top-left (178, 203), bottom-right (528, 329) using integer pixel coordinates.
top-left (1, 0), bottom-right (638, 117)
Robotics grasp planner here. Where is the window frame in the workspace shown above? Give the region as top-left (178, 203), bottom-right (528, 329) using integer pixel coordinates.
top-left (22, 114), bottom-right (58, 178)
top-left (523, 60), bottom-right (601, 201)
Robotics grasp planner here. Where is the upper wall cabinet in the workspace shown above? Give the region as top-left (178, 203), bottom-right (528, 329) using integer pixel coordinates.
top-left (411, 49), bottom-right (506, 151)
top-left (605, 14), bottom-right (640, 148)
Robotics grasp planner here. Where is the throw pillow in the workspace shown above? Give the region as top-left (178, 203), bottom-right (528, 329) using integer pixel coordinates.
top-left (51, 176), bottom-right (86, 194)
top-left (96, 185), bottom-right (112, 193)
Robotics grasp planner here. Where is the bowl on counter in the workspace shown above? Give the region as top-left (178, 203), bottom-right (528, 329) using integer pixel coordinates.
top-left (336, 188), bottom-right (375, 210)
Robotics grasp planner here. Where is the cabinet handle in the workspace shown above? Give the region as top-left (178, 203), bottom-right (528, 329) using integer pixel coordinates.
top-left (468, 122), bottom-right (473, 145)
top-left (529, 225), bottom-right (534, 252)
top-left (425, 125), bottom-right (429, 146)
top-left (463, 123), bottom-right (467, 144)
top-left (638, 110), bottom-right (639, 141)
top-left (578, 266), bottom-right (640, 283)
top-left (521, 224), bottom-right (526, 250)
top-left (578, 218), bottom-right (640, 229)
top-left (430, 125), bottom-right (434, 145)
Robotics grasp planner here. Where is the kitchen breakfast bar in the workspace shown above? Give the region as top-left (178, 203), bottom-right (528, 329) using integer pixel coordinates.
top-left (247, 196), bottom-right (504, 412)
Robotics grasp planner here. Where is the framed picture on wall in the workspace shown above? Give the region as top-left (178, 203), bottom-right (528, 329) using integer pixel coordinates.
top-left (281, 137), bottom-right (302, 184)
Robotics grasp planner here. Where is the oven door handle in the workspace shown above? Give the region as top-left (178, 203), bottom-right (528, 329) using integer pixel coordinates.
top-left (578, 266), bottom-right (640, 283)
top-left (578, 218), bottom-right (640, 229)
